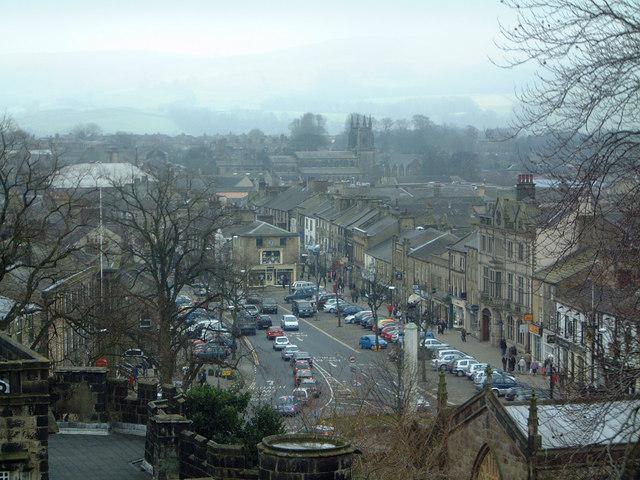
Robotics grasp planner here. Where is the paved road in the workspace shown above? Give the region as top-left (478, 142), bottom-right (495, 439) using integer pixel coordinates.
top-left (245, 288), bottom-right (494, 414)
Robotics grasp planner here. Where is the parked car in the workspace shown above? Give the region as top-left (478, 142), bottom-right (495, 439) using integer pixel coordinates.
top-left (316, 293), bottom-right (342, 309)
top-left (245, 295), bottom-right (263, 306)
top-left (373, 318), bottom-right (395, 331)
top-left (421, 338), bottom-right (447, 349)
top-left (359, 335), bottom-right (388, 349)
top-left (505, 385), bottom-right (551, 402)
top-left (273, 336), bottom-right (290, 350)
top-left (298, 377), bottom-right (320, 397)
top-left (284, 287), bottom-right (316, 303)
top-left (323, 298), bottom-right (349, 313)
top-left (257, 315), bottom-right (273, 329)
top-left (240, 304), bottom-right (260, 318)
top-left (194, 343), bottom-right (229, 362)
top-left (346, 310), bottom-right (372, 324)
top-left (281, 344), bottom-right (299, 361)
top-left (275, 396), bottom-right (299, 416)
top-left (233, 315), bottom-right (257, 336)
top-left (473, 370), bottom-right (514, 388)
top-left (289, 281), bottom-right (315, 293)
top-left (475, 374), bottom-right (518, 396)
top-left (291, 351), bottom-right (313, 368)
top-left (361, 316), bottom-right (375, 329)
top-left (294, 369), bottom-right (315, 386)
top-left (280, 314), bottom-right (300, 331)
top-left (381, 328), bottom-right (400, 343)
top-left (266, 326), bottom-right (284, 340)
top-left (175, 295), bottom-right (192, 308)
top-left (450, 358), bottom-right (479, 376)
top-left (431, 353), bottom-right (467, 371)
top-left (261, 297), bottom-right (278, 314)
top-left (292, 300), bottom-right (314, 318)
top-left (292, 359), bottom-right (312, 375)
top-left (341, 305), bottom-right (364, 316)
top-left (434, 349), bottom-right (465, 359)
top-left (466, 363), bottom-right (489, 379)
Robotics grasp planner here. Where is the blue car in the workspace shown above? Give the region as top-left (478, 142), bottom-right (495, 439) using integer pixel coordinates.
top-left (359, 335), bottom-right (388, 349)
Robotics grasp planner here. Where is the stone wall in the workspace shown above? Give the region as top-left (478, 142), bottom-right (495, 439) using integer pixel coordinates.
top-left (179, 430), bottom-right (258, 480)
top-left (0, 333), bottom-right (50, 480)
top-left (50, 367), bottom-right (158, 426)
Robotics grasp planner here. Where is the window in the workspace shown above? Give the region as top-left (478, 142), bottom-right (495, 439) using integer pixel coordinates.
top-left (0, 472), bottom-right (9, 480)
top-left (525, 278), bottom-right (531, 307)
top-left (256, 238), bottom-right (263, 248)
top-left (483, 267), bottom-right (490, 294)
top-left (488, 237), bottom-right (494, 255)
top-left (260, 250), bottom-right (281, 264)
top-left (279, 238), bottom-right (287, 247)
top-left (507, 240), bottom-right (514, 259)
top-left (507, 273), bottom-right (514, 301)
top-left (517, 276), bottom-right (524, 305)
top-left (518, 242), bottom-right (525, 261)
top-left (517, 319), bottom-right (525, 344)
top-left (481, 234), bottom-right (487, 252)
top-left (494, 271), bottom-right (502, 299)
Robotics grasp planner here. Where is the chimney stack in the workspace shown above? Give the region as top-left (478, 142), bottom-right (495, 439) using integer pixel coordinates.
top-left (516, 174), bottom-right (536, 201)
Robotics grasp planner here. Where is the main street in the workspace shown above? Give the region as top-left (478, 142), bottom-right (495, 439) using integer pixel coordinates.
top-left (242, 287), bottom-right (485, 429)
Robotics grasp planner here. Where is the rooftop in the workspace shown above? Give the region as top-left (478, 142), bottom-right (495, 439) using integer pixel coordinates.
top-left (51, 162), bottom-right (151, 189)
top-left (231, 220), bottom-right (298, 238)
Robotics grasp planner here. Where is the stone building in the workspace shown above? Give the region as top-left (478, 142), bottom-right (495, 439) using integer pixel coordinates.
top-left (230, 221), bottom-right (300, 286)
top-left (445, 383), bottom-right (640, 479)
top-left (0, 332), bottom-right (50, 480)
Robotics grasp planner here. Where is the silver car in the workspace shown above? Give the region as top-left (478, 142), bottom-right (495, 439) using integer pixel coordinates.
top-left (281, 344), bottom-right (299, 361)
top-left (450, 358), bottom-right (479, 377)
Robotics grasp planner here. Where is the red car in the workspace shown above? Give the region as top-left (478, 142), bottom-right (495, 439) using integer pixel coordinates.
top-left (294, 369), bottom-right (315, 387)
top-left (266, 326), bottom-right (284, 340)
top-left (292, 359), bottom-right (311, 375)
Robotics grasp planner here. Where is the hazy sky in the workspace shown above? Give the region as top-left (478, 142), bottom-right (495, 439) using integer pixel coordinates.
top-left (3, 0), bottom-right (511, 60)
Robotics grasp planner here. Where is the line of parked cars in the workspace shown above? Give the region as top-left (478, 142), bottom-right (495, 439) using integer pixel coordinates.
top-left (424, 337), bottom-right (544, 400)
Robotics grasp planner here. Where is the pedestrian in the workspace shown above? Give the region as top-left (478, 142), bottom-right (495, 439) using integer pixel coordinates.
top-left (508, 356), bottom-right (515, 373)
top-left (133, 365), bottom-right (139, 382)
top-left (460, 328), bottom-right (467, 342)
top-left (524, 351), bottom-right (532, 373)
top-left (531, 359), bottom-right (539, 375)
top-left (518, 356), bottom-right (526, 374)
top-left (501, 355), bottom-right (508, 371)
top-left (499, 338), bottom-right (507, 357)
top-left (354, 291), bottom-right (359, 303)
top-left (280, 275), bottom-right (286, 289)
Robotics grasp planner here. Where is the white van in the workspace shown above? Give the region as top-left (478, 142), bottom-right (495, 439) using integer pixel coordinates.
top-left (290, 281), bottom-right (315, 292)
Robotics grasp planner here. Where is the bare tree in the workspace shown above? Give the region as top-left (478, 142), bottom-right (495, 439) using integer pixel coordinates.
top-left (362, 268), bottom-right (391, 350)
top-left (104, 167), bottom-right (229, 384)
top-left (0, 117), bottom-right (84, 337)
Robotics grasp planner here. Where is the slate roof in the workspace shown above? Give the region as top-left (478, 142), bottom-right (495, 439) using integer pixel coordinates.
top-left (49, 433), bottom-right (149, 480)
top-left (365, 228), bottom-right (447, 263)
top-left (356, 216), bottom-right (398, 236)
top-left (505, 400), bottom-right (640, 449)
top-left (448, 231), bottom-right (477, 253)
top-left (533, 249), bottom-right (597, 285)
top-left (298, 167), bottom-right (362, 176)
top-left (232, 220), bottom-right (298, 238)
top-left (408, 230), bottom-right (460, 262)
top-left (262, 186), bottom-right (313, 212)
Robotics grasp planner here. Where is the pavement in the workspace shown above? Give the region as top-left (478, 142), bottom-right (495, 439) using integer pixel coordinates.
top-left (49, 433), bottom-right (148, 480)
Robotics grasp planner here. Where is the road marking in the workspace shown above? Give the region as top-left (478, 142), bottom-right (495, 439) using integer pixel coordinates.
top-left (278, 303), bottom-right (359, 354)
top-left (314, 363), bottom-right (335, 409)
top-left (242, 336), bottom-right (260, 366)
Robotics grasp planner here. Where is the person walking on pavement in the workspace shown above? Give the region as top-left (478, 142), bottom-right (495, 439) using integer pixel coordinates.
top-left (460, 327), bottom-right (467, 342)
top-left (499, 338), bottom-right (507, 357)
top-left (354, 290), bottom-right (359, 303)
top-left (531, 359), bottom-right (539, 375)
top-left (524, 351), bottom-right (532, 373)
top-left (501, 354), bottom-right (508, 371)
top-left (518, 356), bottom-right (526, 374)
top-left (280, 274), bottom-right (286, 289)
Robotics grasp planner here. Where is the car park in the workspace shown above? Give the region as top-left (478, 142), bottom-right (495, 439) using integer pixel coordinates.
top-left (473, 370), bottom-right (514, 388)
top-left (316, 293), bottom-right (342, 309)
top-left (257, 315), bottom-right (272, 329)
top-left (280, 314), bottom-right (300, 331)
top-left (431, 353), bottom-right (467, 371)
top-left (346, 310), bottom-right (372, 324)
top-left (434, 349), bottom-right (465, 359)
top-left (450, 358), bottom-right (479, 376)
top-left (281, 344), bottom-right (299, 361)
top-left (292, 300), bottom-right (314, 318)
top-left (266, 326), bottom-right (285, 340)
top-left (359, 335), bottom-right (388, 349)
top-left (261, 297), bottom-right (278, 314)
top-left (322, 298), bottom-right (349, 313)
top-left (341, 305), bottom-right (364, 316)
top-left (273, 336), bottom-right (290, 350)
top-left (275, 396), bottom-right (299, 416)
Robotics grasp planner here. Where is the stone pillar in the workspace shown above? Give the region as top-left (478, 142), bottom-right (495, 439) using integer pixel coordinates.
top-left (258, 434), bottom-right (356, 480)
top-left (144, 413), bottom-right (192, 480)
top-left (403, 322), bottom-right (419, 409)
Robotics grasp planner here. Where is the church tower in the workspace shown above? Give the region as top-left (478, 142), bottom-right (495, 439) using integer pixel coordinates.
top-left (348, 114), bottom-right (375, 179)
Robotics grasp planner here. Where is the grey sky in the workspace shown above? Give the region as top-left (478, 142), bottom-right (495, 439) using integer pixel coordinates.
top-left (1, 1), bottom-right (525, 134)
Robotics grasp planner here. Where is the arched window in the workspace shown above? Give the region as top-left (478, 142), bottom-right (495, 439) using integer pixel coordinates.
top-left (471, 444), bottom-right (502, 480)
